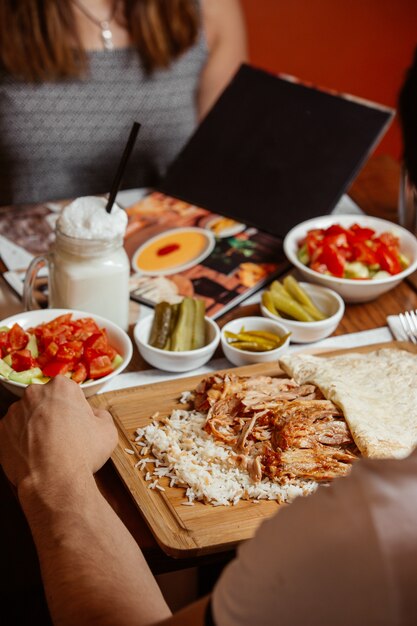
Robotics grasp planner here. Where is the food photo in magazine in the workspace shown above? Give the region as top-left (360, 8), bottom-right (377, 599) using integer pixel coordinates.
top-left (0, 191), bottom-right (287, 318)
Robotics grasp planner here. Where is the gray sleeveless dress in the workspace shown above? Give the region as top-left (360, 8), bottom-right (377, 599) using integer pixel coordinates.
top-left (0, 35), bottom-right (207, 205)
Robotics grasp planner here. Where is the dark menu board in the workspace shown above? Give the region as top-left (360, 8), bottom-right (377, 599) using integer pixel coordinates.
top-left (160, 64), bottom-right (393, 238)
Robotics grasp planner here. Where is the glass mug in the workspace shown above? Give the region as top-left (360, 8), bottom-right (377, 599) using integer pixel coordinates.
top-left (23, 226), bottom-right (130, 330)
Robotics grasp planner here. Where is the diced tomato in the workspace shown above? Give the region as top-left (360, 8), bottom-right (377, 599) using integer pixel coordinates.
top-left (351, 241), bottom-right (379, 266)
top-left (5, 314), bottom-right (120, 385)
top-left (56, 341), bottom-right (84, 362)
top-left (0, 331), bottom-right (10, 357)
top-left (11, 349), bottom-right (36, 372)
top-left (44, 341), bottom-right (59, 359)
top-left (377, 232), bottom-right (400, 249)
top-left (36, 316), bottom-right (74, 341)
top-left (106, 345), bottom-right (118, 361)
top-left (71, 363), bottom-right (88, 384)
top-left (84, 331), bottom-right (109, 353)
top-left (9, 323), bottom-right (28, 350)
top-left (44, 313), bottom-right (73, 329)
top-left (42, 360), bottom-right (71, 377)
top-left (53, 329), bottom-right (74, 344)
top-left (37, 352), bottom-right (52, 368)
top-left (305, 229), bottom-right (324, 257)
top-left (309, 244), bottom-right (324, 263)
top-left (83, 348), bottom-right (101, 365)
top-left (88, 355), bottom-right (114, 379)
top-left (298, 221), bottom-right (407, 279)
top-left (347, 224), bottom-right (376, 242)
top-left (316, 244), bottom-right (345, 278)
top-left (83, 330), bottom-right (118, 360)
top-left (375, 244), bottom-right (402, 275)
top-left (323, 232), bottom-right (349, 249)
top-left (36, 327), bottom-right (54, 348)
top-left (71, 328), bottom-right (91, 342)
top-left (310, 261), bottom-right (329, 274)
top-left (324, 224), bottom-right (346, 237)
top-left (72, 318), bottom-right (100, 338)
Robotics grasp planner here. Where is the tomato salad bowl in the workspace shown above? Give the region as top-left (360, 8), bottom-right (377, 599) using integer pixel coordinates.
top-left (0, 309), bottom-right (133, 398)
top-left (283, 214), bottom-right (417, 303)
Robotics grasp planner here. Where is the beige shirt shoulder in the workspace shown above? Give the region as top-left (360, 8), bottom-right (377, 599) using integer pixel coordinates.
top-left (212, 450), bottom-right (417, 626)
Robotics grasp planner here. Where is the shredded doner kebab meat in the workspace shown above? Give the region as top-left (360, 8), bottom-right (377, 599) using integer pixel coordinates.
top-left (193, 373), bottom-right (358, 483)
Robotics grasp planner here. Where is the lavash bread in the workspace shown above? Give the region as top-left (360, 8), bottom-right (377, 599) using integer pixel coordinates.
top-left (279, 348), bottom-right (417, 459)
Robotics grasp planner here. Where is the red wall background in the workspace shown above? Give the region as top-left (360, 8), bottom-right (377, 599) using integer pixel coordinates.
top-left (240, 0), bottom-right (417, 160)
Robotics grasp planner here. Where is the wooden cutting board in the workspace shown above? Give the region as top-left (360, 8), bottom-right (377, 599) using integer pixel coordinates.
top-left (89, 341), bottom-right (417, 557)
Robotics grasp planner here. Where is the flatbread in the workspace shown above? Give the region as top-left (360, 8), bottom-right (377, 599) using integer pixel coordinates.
top-left (279, 348), bottom-right (417, 459)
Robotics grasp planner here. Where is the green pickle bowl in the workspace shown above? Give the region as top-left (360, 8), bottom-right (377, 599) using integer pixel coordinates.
top-left (134, 313), bottom-right (221, 372)
top-left (220, 316), bottom-right (291, 367)
top-left (261, 282), bottom-right (345, 343)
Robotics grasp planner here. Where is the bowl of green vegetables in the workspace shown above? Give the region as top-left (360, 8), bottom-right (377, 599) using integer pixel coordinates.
top-left (134, 297), bottom-right (220, 372)
top-left (261, 276), bottom-right (344, 343)
top-left (220, 316), bottom-right (291, 366)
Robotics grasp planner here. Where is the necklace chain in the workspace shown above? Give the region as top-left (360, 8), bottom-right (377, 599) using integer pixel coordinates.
top-left (72, 0), bottom-right (117, 51)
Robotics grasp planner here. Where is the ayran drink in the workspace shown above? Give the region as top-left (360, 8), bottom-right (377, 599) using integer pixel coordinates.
top-left (24, 196), bottom-right (130, 330)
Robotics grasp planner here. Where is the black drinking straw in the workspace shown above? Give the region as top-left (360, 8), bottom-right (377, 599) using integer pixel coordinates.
top-left (105, 121), bottom-right (141, 213)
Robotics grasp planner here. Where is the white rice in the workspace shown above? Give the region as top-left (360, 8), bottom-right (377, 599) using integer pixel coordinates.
top-left (135, 408), bottom-right (318, 507)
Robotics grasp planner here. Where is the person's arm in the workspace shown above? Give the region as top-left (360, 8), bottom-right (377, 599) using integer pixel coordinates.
top-left (198, 0), bottom-right (248, 119)
top-left (18, 469), bottom-right (172, 626)
top-left (0, 376), bottom-right (398, 626)
top-left (0, 377), bottom-right (207, 626)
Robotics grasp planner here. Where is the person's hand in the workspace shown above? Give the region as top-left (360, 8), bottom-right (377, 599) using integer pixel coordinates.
top-left (0, 375), bottom-right (118, 490)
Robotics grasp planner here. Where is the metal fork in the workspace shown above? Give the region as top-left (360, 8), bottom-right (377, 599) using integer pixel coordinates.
top-left (399, 310), bottom-right (417, 344)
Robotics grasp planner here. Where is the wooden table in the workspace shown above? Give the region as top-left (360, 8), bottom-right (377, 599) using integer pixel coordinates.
top-left (1, 155), bottom-right (417, 623)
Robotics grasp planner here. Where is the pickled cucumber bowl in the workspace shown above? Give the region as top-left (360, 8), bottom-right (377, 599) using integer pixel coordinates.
top-left (0, 309), bottom-right (133, 398)
top-left (220, 317), bottom-right (291, 367)
top-left (283, 214), bottom-right (417, 303)
top-left (261, 282), bottom-right (345, 343)
top-left (134, 314), bottom-right (220, 372)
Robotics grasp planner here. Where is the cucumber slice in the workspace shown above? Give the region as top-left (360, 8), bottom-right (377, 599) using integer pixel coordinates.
top-left (297, 244), bottom-right (309, 266)
top-left (344, 261), bottom-right (370, 279)
top-left (26, 333), bottom-right (39, 358)
top-left (372, 270), bottom-right (391, 280)
top-left (112, 354), bottom-right (123, 369)
top-left (9, 367), bottom-right (43, 385)
top-left (0, 359), bottom-right (13, 378)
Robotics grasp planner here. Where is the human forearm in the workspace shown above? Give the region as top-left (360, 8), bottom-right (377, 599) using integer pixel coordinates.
top-left (18, 474), bottom-right (171, 626)
top-left (0, 378), bottom-right (205, 626)
top-left (199, 0), bottom-right (248, 119)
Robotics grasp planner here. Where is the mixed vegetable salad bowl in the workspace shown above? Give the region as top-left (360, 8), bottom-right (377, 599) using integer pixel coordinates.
top-left (283, 214), bottom-right (417, 302)
top-left (0, 309), bottom-right (133, 398)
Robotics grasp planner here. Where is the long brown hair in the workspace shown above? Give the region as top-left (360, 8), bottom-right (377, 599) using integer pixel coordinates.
top-left (0, 0), bottom-right (200, 81)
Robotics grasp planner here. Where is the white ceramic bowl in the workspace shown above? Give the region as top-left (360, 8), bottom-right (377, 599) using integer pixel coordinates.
top-left (134, 315), bottom-right (220, 372)
top-left (283, 214), bottom-right (417, 302)
top-left (220, 316), bottom-right (291, 366)
top-left (261, 282), bottom-right (345, 343)
top-left (0, 309), bottom-right (133, 398)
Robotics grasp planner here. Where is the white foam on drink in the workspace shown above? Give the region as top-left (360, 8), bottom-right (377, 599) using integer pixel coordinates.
top-left (57, 196), bottom-right (127, 240)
